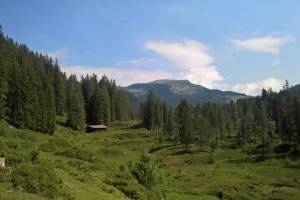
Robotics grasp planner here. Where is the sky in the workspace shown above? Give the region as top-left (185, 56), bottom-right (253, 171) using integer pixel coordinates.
top-left (1, 0), bottom-right (300, 95)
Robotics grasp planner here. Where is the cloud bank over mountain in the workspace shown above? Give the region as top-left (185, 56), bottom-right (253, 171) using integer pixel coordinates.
top-left (60, 37), bottom-right (291, 96)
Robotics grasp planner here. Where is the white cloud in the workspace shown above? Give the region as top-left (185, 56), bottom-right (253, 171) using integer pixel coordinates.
top-left (47, 48), bottom-right (69, 62)
top-left (54, 39), bottom-right (286, 96)
top-left (231, 78), bottom-right (284, 96)
top-left (230, 36), bottom-right (293, 54)
top-left (145, 40), bottom-right (223, 88)
top-left (61, 65), bottom-right (173, 86)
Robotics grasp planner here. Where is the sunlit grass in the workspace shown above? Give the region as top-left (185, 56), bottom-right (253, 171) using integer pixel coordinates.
top-left (0, 119), bottom-right (300, 199)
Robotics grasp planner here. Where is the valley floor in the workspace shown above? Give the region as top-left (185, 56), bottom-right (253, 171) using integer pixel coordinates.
top-left (0, 119), bottom-right (300, 200)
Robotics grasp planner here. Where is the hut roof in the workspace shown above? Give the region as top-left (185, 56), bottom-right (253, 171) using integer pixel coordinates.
top-left (87, 125), bottom-right (107, 129)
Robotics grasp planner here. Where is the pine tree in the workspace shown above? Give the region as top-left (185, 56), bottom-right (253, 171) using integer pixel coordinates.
top-left (258, 102), bottom-right (275, 159)
top-left (87, 86), bottom-right (102, 124)
top-left (115, 90), bottom-right (130, 121)
top-left (99, 86), bottom-right (111, 124)
top-left (143, 91), bottom-right (157, 129)
top-left (154, 99), bottom-right (162, 129)
top-left (0, 64), bottom-right (7, 118)
top-left (177, 100), bottom-right (193, 150)
top-left (81, 74), bottom-right (97, 113)
top-left (53, 59), bottom-right (65, 115)
top-left (165, 108), bottom-right (176, 139)
top-left (110, 80), bottom-right (117, 121)
top-left (7, 57), bottom-right (31, 129)
top-left (162, 102), bottom-right (168, 137)
top-left (44, 80), bottom-right (56, 133)
top-left (66, 75), bottom-right (86, 130)
top-left (87, 85), bottom-right (111, 125)
top-left (0, 30), bottom-right (8, 118)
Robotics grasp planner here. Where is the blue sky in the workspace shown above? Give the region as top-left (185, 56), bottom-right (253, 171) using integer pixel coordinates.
top-left (1, 0), bottom-right (300, 95)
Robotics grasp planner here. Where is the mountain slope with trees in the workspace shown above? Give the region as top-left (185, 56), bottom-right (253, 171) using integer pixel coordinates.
top-left (0, 26), bottom-right (131, 133)
top-left (141, 81), bottom-right (300, 159)
top-left (123, 79), bottom-right (247, 106)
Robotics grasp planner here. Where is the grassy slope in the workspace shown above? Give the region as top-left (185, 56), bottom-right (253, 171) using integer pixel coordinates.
top-left (0, 118), bottom-right (300, 200)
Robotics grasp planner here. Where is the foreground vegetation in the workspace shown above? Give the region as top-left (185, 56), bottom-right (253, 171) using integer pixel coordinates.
top-left (1, 118), bottom-right (300, 200)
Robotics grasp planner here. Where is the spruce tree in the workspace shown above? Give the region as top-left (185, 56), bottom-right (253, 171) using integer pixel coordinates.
top-left (99, 86), bottom-right (111, 124)
top-left (81, 74), bottom-right (97, 113)
top-left (44, 80), bottom-right (56, 133)
top-left (162, 102), bottom-right (168, 137)
top-left (258, 102), bottom-right (275, 159)
top-left (7, 57), bottom-right (30, 129)
top-left (0, 38), bottom-right (7, 118)
top-left (165, 108), bottom-right (176, 139)
top-left (87, 86), bottom-right (102, 124)
top-left (110, 80), bottom-right (117, 121)
top-left (116, 90), bottom-right (130, 121)
top-left (177, 100), bottom-right (193, 150)
top-left (0, 65), bottom-right (7, 119)
top-left (143, 91), bottom-right (157, 129)
top-left (53, 59), bottom-right (64, 115)
top-left (66, 75), bottom-right (86, 130)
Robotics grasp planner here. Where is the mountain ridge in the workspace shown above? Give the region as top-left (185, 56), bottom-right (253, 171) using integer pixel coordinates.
top-left (122, 79), bottom-right (247, 106)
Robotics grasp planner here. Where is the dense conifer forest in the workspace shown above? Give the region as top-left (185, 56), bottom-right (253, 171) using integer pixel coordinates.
top-left (0, 26), bottom-right (131, 133)
top-left (141, 84), bottom-right (300, 159)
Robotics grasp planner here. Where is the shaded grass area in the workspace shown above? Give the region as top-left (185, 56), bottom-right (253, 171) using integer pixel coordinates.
top-left (0, 118), bottom-right (300, 199)
top-left (158, 144), bottom-right (300, 200)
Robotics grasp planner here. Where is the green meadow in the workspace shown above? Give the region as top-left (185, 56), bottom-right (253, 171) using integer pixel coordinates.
top-left (0, 118), bottom-right (300, 200)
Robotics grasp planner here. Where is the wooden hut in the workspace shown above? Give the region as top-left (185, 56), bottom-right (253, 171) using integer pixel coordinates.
top-left (86, 125), bottom-right (107, 133)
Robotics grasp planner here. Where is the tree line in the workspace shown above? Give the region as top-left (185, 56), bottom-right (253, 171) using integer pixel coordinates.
top-left (0, 26), bottom-right (131, 134)
top-left (142, 82), bottom-right (300, 159)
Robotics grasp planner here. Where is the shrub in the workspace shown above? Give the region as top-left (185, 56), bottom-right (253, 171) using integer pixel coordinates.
top-left (104, 166), bottom-right (147, 200)
top-left (130, 153), bottom-right (166, 199)
top-left (0, 168), bottom-right (10, 183)
top-left (11, 161), bottom-right (72, 199)
top-left (0, 140), bottom-right (35, 166)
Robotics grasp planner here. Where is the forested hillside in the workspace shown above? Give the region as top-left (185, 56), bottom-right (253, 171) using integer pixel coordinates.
top-left (123, 79), bottom-right (246, 107)
top-left (141, 83), bottom-right (300, 159)
top-left (0, 26), bottom-right (131, 133)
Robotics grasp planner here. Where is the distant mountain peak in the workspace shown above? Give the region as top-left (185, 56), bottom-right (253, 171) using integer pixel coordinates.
top-left (123, 79), bottom-right (247, 106)
top-left (150, 79), bottom-right (192, 85)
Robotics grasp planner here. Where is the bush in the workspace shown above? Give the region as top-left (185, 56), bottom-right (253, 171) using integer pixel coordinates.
top-left (130, 153), bottom-right (166, 199)
top-left (0, 168), bottom-right (10, 183)
top-left (11, 161), bottom-right (73, 199)
top-left (104, 165), bottom-right (147, 200)
top-left (0, 140), bottom-right (36, 166)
